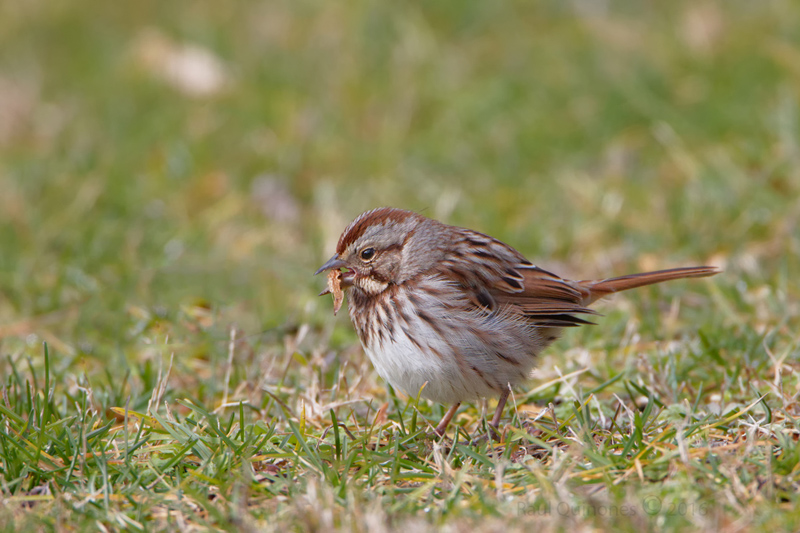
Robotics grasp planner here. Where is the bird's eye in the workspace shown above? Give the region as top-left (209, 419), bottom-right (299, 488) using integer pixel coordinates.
top-left (359, 248), bottom-right (375, 261)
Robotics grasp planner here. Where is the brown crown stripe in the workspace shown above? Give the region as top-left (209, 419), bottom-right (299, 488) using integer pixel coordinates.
top-left (337, 207), bottom-right (417, 254)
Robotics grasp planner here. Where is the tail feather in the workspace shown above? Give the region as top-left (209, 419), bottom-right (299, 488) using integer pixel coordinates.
top-left (580, 266), bottom-right (721, 305)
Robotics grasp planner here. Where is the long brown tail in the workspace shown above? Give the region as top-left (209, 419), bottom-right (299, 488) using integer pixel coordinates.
top-left (580, 266), bottom-right (721, 305)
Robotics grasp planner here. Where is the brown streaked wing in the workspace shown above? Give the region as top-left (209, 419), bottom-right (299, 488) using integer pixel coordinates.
top-left (448, 230), bottom-right (599, 327)
top-left (492, 265), bottom-right (600, 327)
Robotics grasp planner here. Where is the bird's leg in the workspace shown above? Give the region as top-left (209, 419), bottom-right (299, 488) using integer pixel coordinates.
top-left (489, 388), bottom-right (510, 441)
top-left (434, 403), bottom-right (460, 436)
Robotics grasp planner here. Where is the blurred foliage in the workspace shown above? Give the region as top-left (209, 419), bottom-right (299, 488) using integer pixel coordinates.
top-left (0, 0), bottom-right (799, 530)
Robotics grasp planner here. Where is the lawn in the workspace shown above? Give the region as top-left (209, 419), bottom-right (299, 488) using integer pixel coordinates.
top-left (1, 1), bottom-right (799, 531)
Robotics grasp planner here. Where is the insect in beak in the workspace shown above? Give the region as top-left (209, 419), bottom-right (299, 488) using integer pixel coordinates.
top-left (315, 253), bottom-right (354, 287)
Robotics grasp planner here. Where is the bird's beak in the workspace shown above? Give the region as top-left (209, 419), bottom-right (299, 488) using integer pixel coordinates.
top-left (314, 254), bottom-right (347, 276)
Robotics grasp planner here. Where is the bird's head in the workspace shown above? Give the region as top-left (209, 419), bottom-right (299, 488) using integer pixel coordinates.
top-left (315, 207), bottom-right (448, 295)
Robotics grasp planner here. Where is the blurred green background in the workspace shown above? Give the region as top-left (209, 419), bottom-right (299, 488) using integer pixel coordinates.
top-left (0, 0), bottom-right (797, 388)
top-left (2, 1), bottom-right (800, 529)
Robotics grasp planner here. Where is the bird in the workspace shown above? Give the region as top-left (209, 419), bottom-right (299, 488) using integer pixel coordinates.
top-left (315, 207), bottom-right (720, 438)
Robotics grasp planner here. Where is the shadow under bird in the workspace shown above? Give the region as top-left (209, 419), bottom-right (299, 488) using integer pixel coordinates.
top-left (315, 207), bottom-right (720, 439)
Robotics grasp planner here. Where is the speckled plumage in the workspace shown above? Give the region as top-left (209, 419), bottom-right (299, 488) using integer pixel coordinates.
top-left (316, 207), bottom-right (719, 437)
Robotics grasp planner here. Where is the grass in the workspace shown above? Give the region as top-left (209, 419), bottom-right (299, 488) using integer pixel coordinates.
top-left (1, 0), bottom-right (799, 530)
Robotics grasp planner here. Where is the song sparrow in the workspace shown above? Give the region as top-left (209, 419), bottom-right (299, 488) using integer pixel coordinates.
top-left (316, 207), bottom-right (719, 438)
